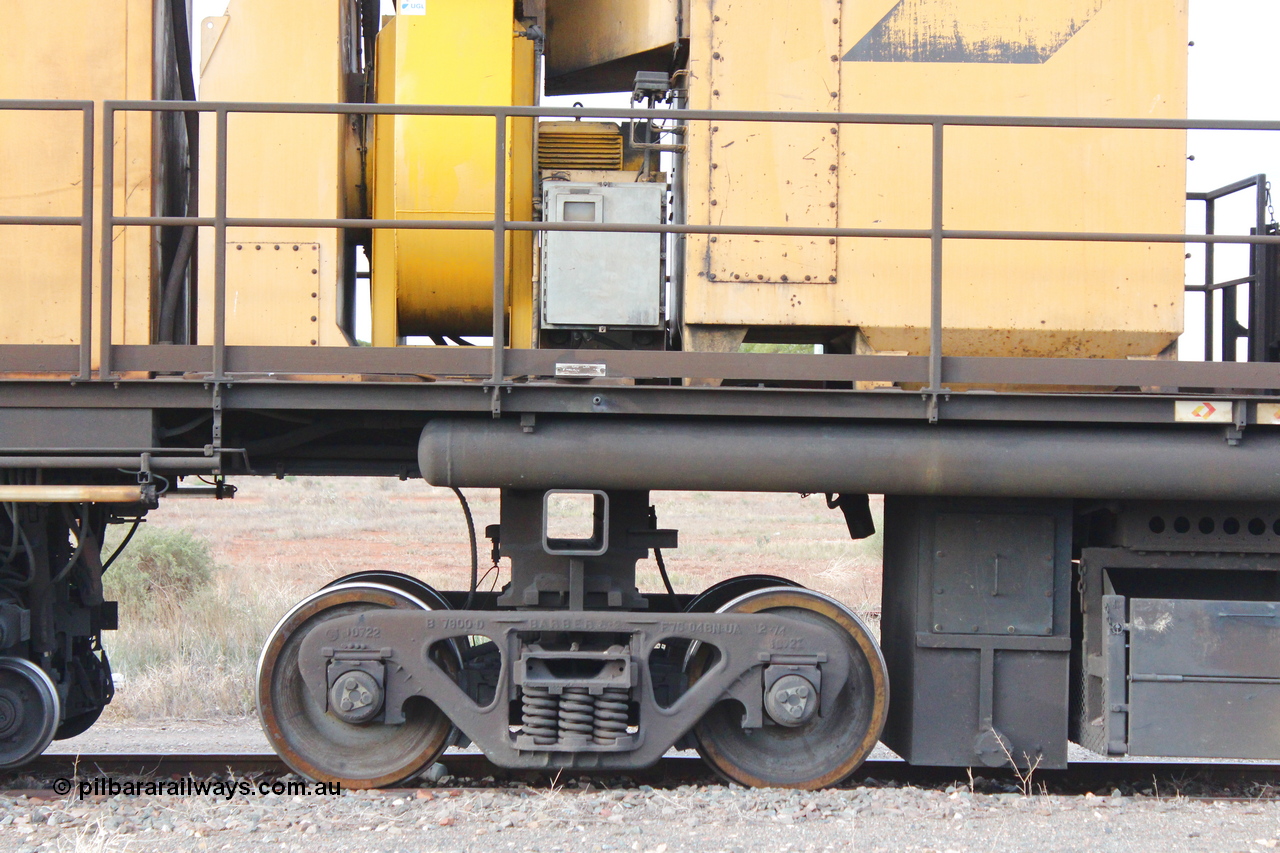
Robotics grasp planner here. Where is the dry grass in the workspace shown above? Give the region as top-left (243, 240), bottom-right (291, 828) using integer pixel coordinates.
top-left (99, 478), bottom-right (883, 720)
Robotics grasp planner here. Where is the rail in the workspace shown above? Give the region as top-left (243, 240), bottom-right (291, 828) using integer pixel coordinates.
top-left (3, 99), bottom-right (1280, 417)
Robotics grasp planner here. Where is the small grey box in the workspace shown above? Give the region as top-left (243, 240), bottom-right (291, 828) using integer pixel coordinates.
top-left (542, 181), bottom-right (664, 328)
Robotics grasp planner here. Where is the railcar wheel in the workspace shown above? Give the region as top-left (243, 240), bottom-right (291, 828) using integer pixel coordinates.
top-left (54, 707), bottom-right (103, 741)
top-left (323, 571), bottom-right (452, 611)
top-left (257, 582), bottom-right (455, 789)
top-left (322, 571), bottom-right (464, 673)
top-left (0, 657), bottom-right (60, 769)
top-left (688, 588), bottom-right (888, 789)
top-left (684, 574), bottom-right (803, 615)
top-left (677, 575), bottom-right (806, 672)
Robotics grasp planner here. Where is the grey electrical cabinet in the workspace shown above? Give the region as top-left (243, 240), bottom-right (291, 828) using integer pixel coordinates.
top-left (541, 181), bottom-right (665, 329)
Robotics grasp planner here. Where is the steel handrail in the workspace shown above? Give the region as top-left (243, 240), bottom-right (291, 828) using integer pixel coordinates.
top-left (6, 98), bottom-right (1280, 400)
top-left (0, 100), bottom-right (94, 380)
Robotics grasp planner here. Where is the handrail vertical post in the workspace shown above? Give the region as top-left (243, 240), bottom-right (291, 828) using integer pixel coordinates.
top-left (490, 107), bottom-right (508, 415)
top-left (78, 103), bottom-right (94, 382)
top-left (1251, 173), bottom-right (1268, 362)
top-left (213, 107), bottom-right (229, 380)
top-left (98, 103), bottom-right (115, 379)
top-left (1204, 199), bottom-right (1215, 361)
top-left (925, 121), bottom-right (945, 421)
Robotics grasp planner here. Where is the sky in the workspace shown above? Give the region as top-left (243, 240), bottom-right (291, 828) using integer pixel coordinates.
top-left (191, 1), bottom-right (1278, 356)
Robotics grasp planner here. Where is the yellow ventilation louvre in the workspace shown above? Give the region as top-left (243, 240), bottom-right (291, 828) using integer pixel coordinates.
top-left (538, 121), bottom-right (624, 171)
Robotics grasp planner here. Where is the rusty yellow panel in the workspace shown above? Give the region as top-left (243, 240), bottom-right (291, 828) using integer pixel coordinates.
top-left (0, 0), bottom-right (155, 355)
top-left (223, 243), bottom-right (322, 346)
top-left (683, 0), bottom-right (842, 332)
top-left (370, 6), bottom-right (536, 345)
top-left (545, 0), bottom-right (682, 94)
top-left (510, 33), bottom-right (537, 350)
top-left (684, 0), bottom-right (1187, 361)
top-left (839, 0), bottom-right (1187, 359)
top-left (706, 2), bottom-right (839, 286)
top-left (196, 0), bottom-right (356, 348)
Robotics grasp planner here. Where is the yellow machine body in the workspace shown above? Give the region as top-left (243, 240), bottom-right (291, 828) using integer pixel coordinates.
top-left (0, 1), bottom-right (161, 357)
top-left (197, 0), bottom-right (360, 348)
top-left (682, 0), bottom-right (1188, 359)
top-left (370, 5), bottom-right (536, 346)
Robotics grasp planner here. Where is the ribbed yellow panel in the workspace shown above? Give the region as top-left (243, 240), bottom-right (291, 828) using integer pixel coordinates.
top-left (538, 123), bottom-right (625, 171)
top-left (0, 1), bottom-right (154, 358)
top-left (684, 0), bottom-right (1188, 360)
top-left (370, 6), bottom-right (536, 345)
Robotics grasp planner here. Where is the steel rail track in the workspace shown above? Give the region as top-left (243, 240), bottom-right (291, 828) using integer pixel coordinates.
top-left (8, 754), bottom-right (1280, 797)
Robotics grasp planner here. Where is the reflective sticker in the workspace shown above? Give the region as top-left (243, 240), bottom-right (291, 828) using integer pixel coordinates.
top-left (1257, 403), bottom-right (1280, 426)
top-left (555, 363), bottom-right (607, 378)
top-left (1174, 400), bottom-right (1232, 424)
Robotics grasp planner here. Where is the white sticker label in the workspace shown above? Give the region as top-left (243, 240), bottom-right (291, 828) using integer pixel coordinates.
top-left (1174, 400), bottom-right (1233, 424)
top-left (555, 363), bottom-right (607, 378)
top-left (398, 0), bottom-right (426, 14)
top-left (1258, 403), bottom-right (1280, 425)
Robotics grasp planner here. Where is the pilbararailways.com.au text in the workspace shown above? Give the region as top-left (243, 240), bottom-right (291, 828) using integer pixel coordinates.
top-left (55, 777), bottom-right (342, 800)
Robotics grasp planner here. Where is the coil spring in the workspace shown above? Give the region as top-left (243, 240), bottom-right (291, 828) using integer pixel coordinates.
top-left (520, 686), bottom-right (558, 744)
top-left (558, 686), bottom-right (596, 743)
top-left (593, 687), bottom-right (629, 744)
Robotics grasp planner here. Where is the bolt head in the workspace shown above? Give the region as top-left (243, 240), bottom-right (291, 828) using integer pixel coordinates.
top-left (328, 669), bottom-right (383, 725)
top-left (764, 674), bottom-right (819, 727)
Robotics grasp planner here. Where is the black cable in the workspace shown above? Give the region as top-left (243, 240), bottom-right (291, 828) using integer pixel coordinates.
top-left (649, 505), bottom-right (676, 599)
top-left (50, 503), bottom-right (89, 585)
top-left (454, 487), bottom-right (479, 610)
top-left (655, 547), bottom-right (676, 598)
top-left (101, 517), bottom-right (143, 573)
top-left (0, 500), bottom-right (35, 588)
top-left (158, 0), bottom-right (199, 343)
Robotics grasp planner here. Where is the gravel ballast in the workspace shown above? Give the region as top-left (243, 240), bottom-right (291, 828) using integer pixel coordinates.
top-left (4, 778), bottom-right (1280, 853)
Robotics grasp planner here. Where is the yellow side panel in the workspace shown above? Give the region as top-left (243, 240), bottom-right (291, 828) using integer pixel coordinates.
top-left (509, 35), bottom-right (537, 350)
top-left (371, 7), bottom-right (536, 344)
top-left (686, 1), bottom-right (841, 292)
top-left (0, 1), bottom-right (154, 352)
top-left (196, 0), bottom-right (355, 348)
top-left (684, 0), bottom-right (1188, 360)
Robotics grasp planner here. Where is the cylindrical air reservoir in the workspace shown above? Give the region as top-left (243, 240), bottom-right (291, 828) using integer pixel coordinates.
top-left (370, 3), bottom-right (537, 345)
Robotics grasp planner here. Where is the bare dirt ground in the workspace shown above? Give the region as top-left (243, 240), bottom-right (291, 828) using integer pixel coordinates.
top-left (143, 478), bottom-right (883, 609)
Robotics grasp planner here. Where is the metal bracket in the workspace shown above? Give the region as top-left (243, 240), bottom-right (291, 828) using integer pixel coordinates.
top-left (763, 662), bottom-right (824, 717)
top-left (923, 391), bottom-right (949, 424)
top-left (210, 383), bottom-right (224, 451)
top-left (1226, 400), bottom-right (1247, 446)
top-left (136, 453), bottom-right (152, 485)
top-left (322, 648), bottom-right (391, 722)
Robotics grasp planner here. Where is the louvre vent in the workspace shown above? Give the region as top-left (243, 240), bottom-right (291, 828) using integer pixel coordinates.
top-left (538, 121), bottom-right (624, 171)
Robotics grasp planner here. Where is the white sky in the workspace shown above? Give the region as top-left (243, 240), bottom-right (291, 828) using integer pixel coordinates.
top-left (192, 1), bottom-right (1277, 355)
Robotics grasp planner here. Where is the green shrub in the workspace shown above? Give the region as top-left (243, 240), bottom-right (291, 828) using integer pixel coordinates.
top-left (102, 526), bottom-right (215, 611)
